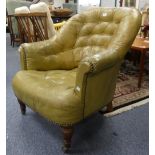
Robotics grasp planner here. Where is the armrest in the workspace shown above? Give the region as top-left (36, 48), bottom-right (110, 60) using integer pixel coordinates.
top-left (84, 49), bottom-right (120, 74)
top-left (75, 48), bottom-right (120, 97)
top-left (19, 38), bottom-right (60, 70)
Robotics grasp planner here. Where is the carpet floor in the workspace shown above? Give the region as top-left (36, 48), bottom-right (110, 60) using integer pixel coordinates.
top-left (6, 34), bottom-right (149, 155)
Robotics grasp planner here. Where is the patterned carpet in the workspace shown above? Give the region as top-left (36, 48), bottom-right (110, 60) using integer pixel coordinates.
top-left (113, 60), bottom-right (149, 109)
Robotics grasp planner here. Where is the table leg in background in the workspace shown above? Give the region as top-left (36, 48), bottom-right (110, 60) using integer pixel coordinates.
top-left (138, 50), bottom-right (146, 88)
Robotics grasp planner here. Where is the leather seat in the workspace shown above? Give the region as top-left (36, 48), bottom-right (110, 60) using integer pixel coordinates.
top-left (12, 7), bottom-right (141, 152)
top-left (13, 69), bottom-right (83, 125)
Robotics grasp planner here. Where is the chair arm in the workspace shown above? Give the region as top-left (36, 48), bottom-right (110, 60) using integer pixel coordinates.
top-left (19, 38), bottom-right (60, 70)
top-left (75, 49), bottom-right (120, 97)
top-left (84, 50), bottom-right (120, 74)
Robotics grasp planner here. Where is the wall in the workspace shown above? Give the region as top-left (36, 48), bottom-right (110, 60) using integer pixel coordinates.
top-left (138, 0), bottom-right (149, 10)
top-left (54, 0), bottom-right (65, 7)
top-left (101, 0), bottom-right (116, 7)
top-left (78, 0), bottom-right (100, 13)
top-left (101, 0), bottom-right (149, 8)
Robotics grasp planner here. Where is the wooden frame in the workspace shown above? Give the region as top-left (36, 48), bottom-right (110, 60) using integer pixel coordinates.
top-left (29, 12), bottom-right (48, 41)
top-left (14, 13), bottom-right (34, 43)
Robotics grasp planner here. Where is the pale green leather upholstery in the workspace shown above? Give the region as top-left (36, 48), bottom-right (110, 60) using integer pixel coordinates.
top-left (12, 7), bottom-right (141, 126)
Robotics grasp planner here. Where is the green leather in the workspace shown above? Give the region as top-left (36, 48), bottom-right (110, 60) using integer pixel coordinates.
top-left (12, 7), bottom-right (141, 126)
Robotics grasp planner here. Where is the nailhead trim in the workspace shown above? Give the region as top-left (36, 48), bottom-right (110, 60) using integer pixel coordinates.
top-left (19, 45), bottom-right (27, 70)
top-left (87, 59), bottom-right (97, 73)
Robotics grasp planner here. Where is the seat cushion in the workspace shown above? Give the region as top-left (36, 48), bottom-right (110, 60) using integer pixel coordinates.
top-left (12, 68), bottom-right (83, 125)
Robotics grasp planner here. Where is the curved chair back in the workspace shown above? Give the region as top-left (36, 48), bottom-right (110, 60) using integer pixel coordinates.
top-left (49, 8), bottom-right (141, 67)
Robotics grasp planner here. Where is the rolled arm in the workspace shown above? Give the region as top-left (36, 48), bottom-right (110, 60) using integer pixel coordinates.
top-left (19, 38), bottom-right (60, 70)
top-left (75, 48), bottom-right (120, 97)
top-left (84, 50), bottom-right (120, 74)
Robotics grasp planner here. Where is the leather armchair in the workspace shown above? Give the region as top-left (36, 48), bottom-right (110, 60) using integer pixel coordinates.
top-left (12, 7), bottom-right (141, 152)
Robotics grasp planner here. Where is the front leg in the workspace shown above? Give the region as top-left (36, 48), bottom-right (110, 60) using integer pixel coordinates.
top-left (61, 126), bottom-right (74, 153)
top-left (17, 98), bottom-right (26, 115)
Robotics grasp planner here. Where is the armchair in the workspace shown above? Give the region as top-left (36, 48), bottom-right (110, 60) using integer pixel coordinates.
top-left (12, 7), bottom-right (141, 152)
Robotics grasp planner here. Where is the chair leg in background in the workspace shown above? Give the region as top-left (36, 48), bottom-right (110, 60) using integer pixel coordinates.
top-left (61, 126), bottom-right (74, 153)
top-left (17, 98), bottom-right (26, 115)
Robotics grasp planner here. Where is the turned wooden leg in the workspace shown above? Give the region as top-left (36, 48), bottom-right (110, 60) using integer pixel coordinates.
top-left (17, 98), bottom-right (26, 115)
top-left (61, 126), bottom-right (74, 153)
top-left (107, 101), bottom-right (113, 112)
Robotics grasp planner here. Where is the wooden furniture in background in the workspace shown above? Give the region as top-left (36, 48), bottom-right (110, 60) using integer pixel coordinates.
top-left (29, 12), bottom-right (48, 41)
top-left (140, 25), bottom-right (149, 38)
top-left (15, 13), bottom-right (34, 43)
top-left (119, 0), bottom-right (123, 6)
top-left (7, 15), bottom-right (21, 47)
top-left (51, 8), bottom-right (73, 17)
top-left (15, 12), bottom-right (49, 43)
top-left (141, 8), bottom-right (149, 38)
top-left (131, 37), bottom-right (149, 88)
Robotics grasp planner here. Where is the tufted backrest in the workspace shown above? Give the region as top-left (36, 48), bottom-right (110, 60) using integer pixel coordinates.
top-left (21, 7), bottom-right (141, 71)
top-left (48, 7), bottom-right (141, 68)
